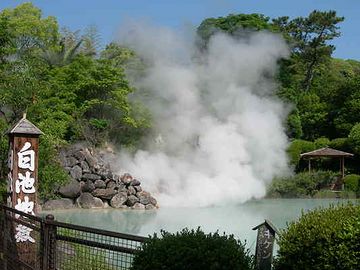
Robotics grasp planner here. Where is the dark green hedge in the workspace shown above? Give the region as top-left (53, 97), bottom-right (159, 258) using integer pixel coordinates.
top-left (274, 204), bottom-right (360, 270)
top-left (130, 228), bottom-right (253, 270)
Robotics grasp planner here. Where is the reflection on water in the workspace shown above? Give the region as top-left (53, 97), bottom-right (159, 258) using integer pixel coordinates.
top-left (44, 199), bottom-right (357, 252)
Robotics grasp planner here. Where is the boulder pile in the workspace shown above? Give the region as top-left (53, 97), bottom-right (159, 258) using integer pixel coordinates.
top-left (43, 145), bottom-right (158, 211)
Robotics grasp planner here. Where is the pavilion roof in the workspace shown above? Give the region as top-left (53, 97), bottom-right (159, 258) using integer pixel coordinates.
top-left (300, 147), bottom-right (353, 158)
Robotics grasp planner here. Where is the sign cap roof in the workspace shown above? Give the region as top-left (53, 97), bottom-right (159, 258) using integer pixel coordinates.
top-left (6, 113), bottom-right (43, 135)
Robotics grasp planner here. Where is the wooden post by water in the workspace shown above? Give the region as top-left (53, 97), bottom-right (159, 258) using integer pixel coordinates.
top-left (253, 220), bottom-right (278, 270)
top-left (6, 113), bottom-right (43, 266)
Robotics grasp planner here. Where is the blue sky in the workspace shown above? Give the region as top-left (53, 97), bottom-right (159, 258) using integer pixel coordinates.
top-left (1, 0), bottom-right (359, 60)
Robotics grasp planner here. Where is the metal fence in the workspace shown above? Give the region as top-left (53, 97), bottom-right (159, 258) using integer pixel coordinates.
top-left (0, 204), bottom-right (147, 270)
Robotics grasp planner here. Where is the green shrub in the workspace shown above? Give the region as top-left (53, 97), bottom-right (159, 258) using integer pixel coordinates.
top-left (287, 140), bottom-right (315, 167)
top-left (344, 174), bottom-right (360, 194)
top-left (329, 138), bottom-right (349, 150)
top-left (348, 123), bottom-right (360, 154)
top-left (267, 171), bottom-right (337, 198)
top-left (38, 134), bottom-right (70, 200)
top-left (130, 228), bottom-right (253, 270)
top-left (286, 109), bottom-right (303, 139)
top-left (274, 204), bottom-right (360, 270)
top-left (314, 137), bottom-right (330, 148)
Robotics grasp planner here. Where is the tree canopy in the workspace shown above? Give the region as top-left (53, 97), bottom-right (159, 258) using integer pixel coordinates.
top-left (1, 4), bottom-right (360, 198)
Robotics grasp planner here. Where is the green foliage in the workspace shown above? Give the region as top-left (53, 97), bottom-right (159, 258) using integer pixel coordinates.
top-left (348, 123), bottom-right (360, 154)
top-left (274, 10), bottom-right (344, 92)
top-left (0, 3), bottom-right (150, 200)
top-left (286, 109), bottom-right (303, 139)
top-left (0, 2), bottom-right (58, 54)
top-left (287, 139), bottom-right (315, 167)
top-left (38, 134), bottom-right (69, 199)
top-left (130, 228), bottom-right (253, 270)
top-left (343, 174), bottom-right (360, 194)
top-left (274, 204), bottom-right (360, 270)
top-left (297, 93), bottom-right (328, 140)
top-left (329, 137), bottom-right (349, 150)
top-left (267, 171), bottom-right (337, 198)
top-left (314, 137), bottom-right (330, 148)
top-left (197, 13), bottom-right (275, 48)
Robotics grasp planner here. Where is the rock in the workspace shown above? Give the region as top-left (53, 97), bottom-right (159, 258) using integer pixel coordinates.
top-left (103, 201), bottom-right (110, 208)
top-left (149, 196), bottom-right (157, 206)
top-left (65, 156), bottom-right (78, 167)
top-left (97, 168), bottom-right (112, 180)
top-left (106, 181), bottom-right (116, 189)
top-left (70, 165), bottom-right (82, 180)
top-left (82, 173), bottom-right (101, 181)
top-left (134, 185), bottom-right (142, 193)
top-left (76, 193), bottom-right (98, 209)
top-left (73, 150), bottom-right (86, 162)
top-left (127, 186), bottom-right (136, 196)
top-left (58, 145), bottom-right (159, 211)
top-left (113, 174), bottom-right (120, 182)
top-left (93, 197), bottom-right (104, 208)
top-left (130, 179), bottom-right (141, 186)
top-left (43, 198), bottom-right (75, 210)
top-left (121, 173), bottom-right (133, 185)
top-left (139, 194), bottom-right (150, 205)
top-left (59, 150), bottom-right (68, 166)
top-left (94, 180), bottom-right (106, 189)
top-left (92, 188), bottom-right (117, 200)
top-left (84, 148), bottom-right (98, 171)
top-left (132, 203), bottom-right (145, 210)
top-left (145, 204), bottom-right (156, 210)
top-left (117, 183), bottom-right (127, 192)
top-left (81, 180), bottom-right (95, 193)
top-left (80, 161), bottom-right (90, 173)
top-left (58, 180), bottom-right (81, 198)
top-left (126, 195), bottom-right (139, 207)
top-left (110, 193), bottom-right (128, 208)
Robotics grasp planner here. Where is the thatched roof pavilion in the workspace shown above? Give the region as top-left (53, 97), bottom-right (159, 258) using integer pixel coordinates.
top-left (300, 147), bottom-right (354, 180)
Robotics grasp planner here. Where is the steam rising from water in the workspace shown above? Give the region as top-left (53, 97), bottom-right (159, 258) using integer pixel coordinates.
top-left (116, 23), bottom-right (290, 207)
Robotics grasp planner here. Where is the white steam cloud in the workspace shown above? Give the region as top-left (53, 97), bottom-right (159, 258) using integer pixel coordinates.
top-left (116, 23), bottom-right (290, 207)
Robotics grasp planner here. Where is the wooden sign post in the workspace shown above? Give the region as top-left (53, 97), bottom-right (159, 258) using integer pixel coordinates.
top-left (6, 114), bottom-right (43, 265)
top-left (252, 220), bottom-right (278, 270)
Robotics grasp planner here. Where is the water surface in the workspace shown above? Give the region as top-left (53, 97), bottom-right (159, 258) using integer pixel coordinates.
top-left (46, 199), bottom-right (356, 251)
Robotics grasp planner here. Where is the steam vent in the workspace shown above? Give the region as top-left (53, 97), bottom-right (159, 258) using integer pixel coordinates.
top-left (43, 145), bottom-right (158, 210)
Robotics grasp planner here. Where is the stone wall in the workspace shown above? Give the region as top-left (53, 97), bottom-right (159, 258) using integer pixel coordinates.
top-left (43, 145), bottom-right (157, 211)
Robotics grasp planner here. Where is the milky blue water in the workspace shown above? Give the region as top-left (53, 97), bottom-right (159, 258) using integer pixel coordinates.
top-left (45, 199), bottom-right (356, 252)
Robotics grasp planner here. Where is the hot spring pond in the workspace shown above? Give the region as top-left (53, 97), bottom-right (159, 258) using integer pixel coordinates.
top-left (44, 199), bottom-right (357, 251)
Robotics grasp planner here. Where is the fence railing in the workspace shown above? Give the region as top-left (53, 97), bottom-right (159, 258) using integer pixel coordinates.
top-left (0, 204), bottom-right (147, 270)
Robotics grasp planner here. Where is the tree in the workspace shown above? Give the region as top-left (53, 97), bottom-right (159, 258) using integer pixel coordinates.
top-left (297, 92), bottom-right (328, 140)
top-left (0, 2), bottom-right (58, 55)
top-left (273, 10), bottom-right (344, 92)
top-left (197, 13), bottom-right (275, 48)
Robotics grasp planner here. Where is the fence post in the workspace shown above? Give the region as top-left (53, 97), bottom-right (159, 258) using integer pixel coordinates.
top-left (43, 214), bottom-right (57, 270)
top-left (2, 207), bottom-right (8, 270)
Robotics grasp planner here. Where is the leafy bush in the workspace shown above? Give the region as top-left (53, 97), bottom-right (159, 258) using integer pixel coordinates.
top-left (348, 123), bottom-right (360, 154)
top-left (286, 109), bottom-right (303, 139)
top-left (274, 204), bottom-right (360, 270)
top-left (329, 137), bottom-right (349, 150)
top-left (343, 174), bottom-right (360, 194)
top-left (287, 139), bottom-right (315, 167)
top-left (314, 137), bottom-right (330, 148)
top-left (38, 134), bottom-right (70, 200)
top-left (267, 171), bottom-right (338, 198)
top-left (130, 228), bottom-right (253, 270)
